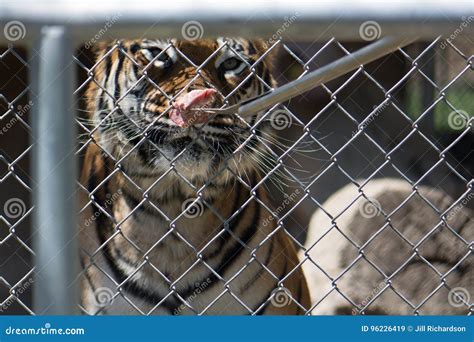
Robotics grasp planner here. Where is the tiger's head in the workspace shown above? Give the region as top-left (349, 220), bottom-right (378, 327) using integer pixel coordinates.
top-left (85, 38), bottom-right (277, 195)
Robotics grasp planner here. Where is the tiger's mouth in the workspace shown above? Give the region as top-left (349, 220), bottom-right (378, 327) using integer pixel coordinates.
top-left (113, 88), bottom-right (254, 173)
top-left (168, 88), bottom-right (218, 128)
top-left (145, 123), bottom-right (245, 156)
top-left (140, 87), bottom-right (246, 157)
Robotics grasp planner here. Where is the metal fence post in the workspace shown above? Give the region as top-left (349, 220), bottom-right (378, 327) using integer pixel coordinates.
top-left (32, 26), bottom-right (78, 315)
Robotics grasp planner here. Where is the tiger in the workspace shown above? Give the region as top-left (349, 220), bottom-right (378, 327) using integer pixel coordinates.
top-left (78, 37), bottom-right (310, 315)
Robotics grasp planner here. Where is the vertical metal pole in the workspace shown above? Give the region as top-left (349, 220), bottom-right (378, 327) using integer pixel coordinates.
top-left (32, 26), bottom-right (78, 314)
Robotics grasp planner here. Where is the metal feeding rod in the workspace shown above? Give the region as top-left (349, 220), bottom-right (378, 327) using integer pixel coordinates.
top-left (196, 36), bottom-right (417, 117)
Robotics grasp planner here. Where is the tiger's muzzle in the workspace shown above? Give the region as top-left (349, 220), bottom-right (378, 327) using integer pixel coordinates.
top-left (169, 88), bottom-right (217, 128)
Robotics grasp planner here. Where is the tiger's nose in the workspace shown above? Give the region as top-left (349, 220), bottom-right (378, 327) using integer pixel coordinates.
top-left (169, 88), bottom-right (217, 127)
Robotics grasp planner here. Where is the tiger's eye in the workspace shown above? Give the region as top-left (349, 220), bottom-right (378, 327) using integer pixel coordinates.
top-left (157, 54), bottom-right (172, 68)
top-left (140, 47), bottom-right (173, 69)
top-left (222, 58), bottom-right (241, 71)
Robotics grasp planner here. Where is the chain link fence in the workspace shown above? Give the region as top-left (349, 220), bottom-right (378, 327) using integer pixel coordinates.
top-left (0, 3), bottom-right (472, 315)
top-left (0, 45), bottom-right (35, 315)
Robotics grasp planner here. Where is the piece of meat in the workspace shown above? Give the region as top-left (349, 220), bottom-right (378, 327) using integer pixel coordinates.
top-left (168, 88), bottom-right (217, 127)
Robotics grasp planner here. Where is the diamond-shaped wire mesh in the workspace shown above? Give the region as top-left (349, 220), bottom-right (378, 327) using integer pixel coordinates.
top-left (295, 37), bottom-right (473, 316)
top-left (73, 36), bottom-right (472, 315)
top-left (0, 33), bottom-right (472, 315)
top-left (0, 45), bottom-right (35, 315)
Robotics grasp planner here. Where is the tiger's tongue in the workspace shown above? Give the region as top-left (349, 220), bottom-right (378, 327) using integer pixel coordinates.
top-left (169, 89), bottom-right (217, 127)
